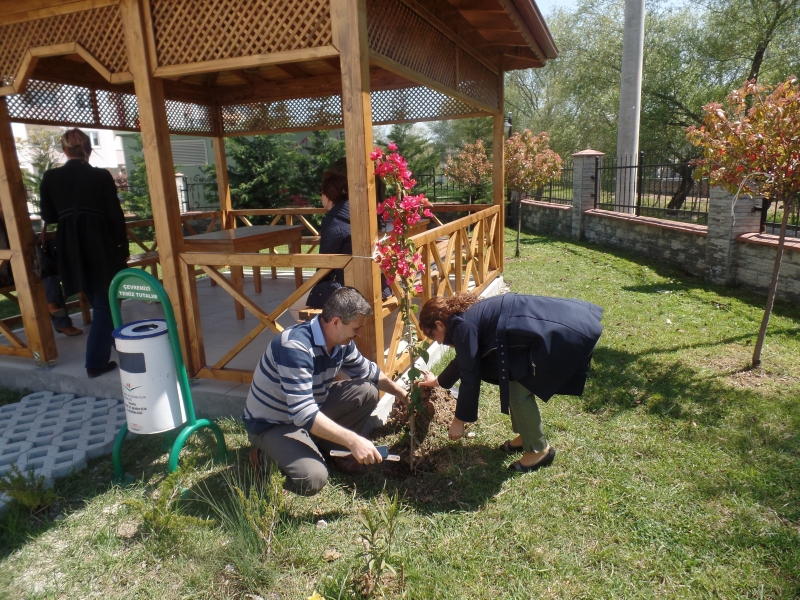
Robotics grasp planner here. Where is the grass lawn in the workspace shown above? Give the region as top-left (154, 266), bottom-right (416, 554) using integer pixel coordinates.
top-left (1, 229), bottom-right (799, 599)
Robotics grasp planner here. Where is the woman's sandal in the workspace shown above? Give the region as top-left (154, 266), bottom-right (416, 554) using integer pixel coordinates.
top-left (499, 439), bottom-right (525, 453)
top-left (508, 446), bottom-right (556, 473)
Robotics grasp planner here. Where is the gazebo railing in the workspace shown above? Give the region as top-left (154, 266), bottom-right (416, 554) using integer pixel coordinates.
top-left (175, 204), bottom-right (501, 380)
top-left (382, 204), bottom-right (501, 375)
top-left (178, 251), bottom-right (353, 382)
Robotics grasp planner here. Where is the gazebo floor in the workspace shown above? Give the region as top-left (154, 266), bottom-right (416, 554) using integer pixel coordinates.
top-left (0, 270), bottom-right (496, 419)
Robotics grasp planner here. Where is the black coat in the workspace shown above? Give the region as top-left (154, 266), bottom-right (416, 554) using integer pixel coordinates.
top-left (307, 200), bottom-right (352, 308)
top-left (39, 160), bottom-right (128, 297)
top-left (306, 199), bottom-right (391, 308)
top-left (437, 293), bottom-right (604, 422)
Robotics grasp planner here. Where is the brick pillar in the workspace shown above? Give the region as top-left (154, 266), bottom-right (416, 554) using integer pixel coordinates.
top-left (571, 149), bottom-right (604, 241)
top-left (705, 186), bottom-right (762, 285)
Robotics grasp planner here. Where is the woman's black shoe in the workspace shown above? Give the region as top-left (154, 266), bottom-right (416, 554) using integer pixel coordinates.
top-left (87, 361), bottom-right (117, 379)
top-left (499, 439), bottom-right (525, 453)
top-left (508, 446), bottom-right (556, 473)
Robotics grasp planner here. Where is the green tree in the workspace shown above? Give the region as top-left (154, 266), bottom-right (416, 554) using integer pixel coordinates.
top-left (14, 128), bottom-right (63, 212)
top-left (429, 117), bottom-right (494, 162)
top-left (377, 123), bottom-right (440, 178)
top-left (222, 134), bottom-right (297, 210)
top-left (505, 0), bottom-right (800, 162)
top-left (119, 135), bottom-right (153, 219)
top-left (289, 130), bottom-right (346, 204)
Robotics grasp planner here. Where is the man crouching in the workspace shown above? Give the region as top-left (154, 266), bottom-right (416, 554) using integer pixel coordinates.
top-left (243, 286), bottom-right (407, 495)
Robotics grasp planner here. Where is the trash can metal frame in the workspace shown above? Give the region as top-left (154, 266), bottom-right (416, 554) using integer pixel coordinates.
top-left (108, 268), bottom-right (226, 483)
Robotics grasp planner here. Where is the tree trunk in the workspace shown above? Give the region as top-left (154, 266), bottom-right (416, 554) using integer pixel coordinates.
top-left (666, 161), bottom-right (695, 211)
top-left (515, 192), bottom-right (522, 257)
top-left (752, 196), bottom-right (792, 367)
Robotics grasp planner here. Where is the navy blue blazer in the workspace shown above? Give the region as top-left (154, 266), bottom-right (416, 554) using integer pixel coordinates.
top-left (437, 293), bottom-right (604, 422)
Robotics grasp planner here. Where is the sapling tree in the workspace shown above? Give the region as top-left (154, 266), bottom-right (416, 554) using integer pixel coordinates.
top-left (443, 139), bottom-right (492, 204)
top-left (504, 130), bottom-right (563, 257)
top-left (687, 76), bottom-right (800, 367)
top-left (371, 142), bottom-right (433, 470)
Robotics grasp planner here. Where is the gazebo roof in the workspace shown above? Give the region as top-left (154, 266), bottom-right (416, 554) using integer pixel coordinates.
top-left (0, 0), bottom-right (556, 137)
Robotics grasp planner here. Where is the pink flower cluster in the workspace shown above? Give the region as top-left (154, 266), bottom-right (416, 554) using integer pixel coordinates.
top-left (370, 142), bottom-right (417, 190)
top-left (371, 142), bottom-right (433, 292)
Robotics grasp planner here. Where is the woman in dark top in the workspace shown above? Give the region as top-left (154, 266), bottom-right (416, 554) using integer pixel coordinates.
top-left (418, 292), bottom-right (603, 472)
top-left (306, 171), bottom-right (352, 308)
top-left (39, 128), bottom-right (129, 378)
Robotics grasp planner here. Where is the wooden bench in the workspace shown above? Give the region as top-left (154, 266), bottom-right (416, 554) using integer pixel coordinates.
top-left (126, 250), bottom-right (160, 279)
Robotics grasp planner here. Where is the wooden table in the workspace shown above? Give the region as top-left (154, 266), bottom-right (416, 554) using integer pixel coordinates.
top-left (183, 225), bottom-right (304, 320)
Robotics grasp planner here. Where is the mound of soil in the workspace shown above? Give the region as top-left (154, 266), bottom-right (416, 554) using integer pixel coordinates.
top-left (382, 386), bottom-right (458, 471)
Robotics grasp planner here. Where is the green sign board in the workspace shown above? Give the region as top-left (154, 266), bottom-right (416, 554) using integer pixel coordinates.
top-left (117, 277), bottom-right (160, 301)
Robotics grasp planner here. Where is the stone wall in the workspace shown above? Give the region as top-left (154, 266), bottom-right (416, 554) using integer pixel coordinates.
top-left (735, 234), bottom-right (800, 303)
top-left (511, 149), bottom-right (800, 304)
top-left (582, 210), bottom-right (707, 277)
top-left (510, 199), bottom-right (572, 239)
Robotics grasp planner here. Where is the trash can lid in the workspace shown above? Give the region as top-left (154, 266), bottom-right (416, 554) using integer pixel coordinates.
top-left (113, 319), bottom-right (169, 340)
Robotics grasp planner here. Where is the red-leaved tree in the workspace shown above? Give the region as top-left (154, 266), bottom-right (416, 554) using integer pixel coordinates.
top-left (505, 130), bottom-right (563, 257)
top-left (687, 76), bottom-right (800, 367)
top-left (444, 139), bottom-right (492, 204)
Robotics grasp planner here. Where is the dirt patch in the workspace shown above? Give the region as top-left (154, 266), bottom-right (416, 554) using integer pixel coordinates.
top-left (381, 386), bottom-right (458, 473)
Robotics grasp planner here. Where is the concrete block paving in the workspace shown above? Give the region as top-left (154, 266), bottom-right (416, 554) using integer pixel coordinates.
top-left (0, 392), bottom-right (125, 513)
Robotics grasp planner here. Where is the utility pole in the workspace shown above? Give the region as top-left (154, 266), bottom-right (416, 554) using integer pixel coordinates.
top-left (616, 0), bottom-right (645, 213)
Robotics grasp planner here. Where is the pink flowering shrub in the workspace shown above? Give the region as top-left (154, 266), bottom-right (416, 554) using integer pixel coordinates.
top-left (371, 143), bottom-right (434, 452)
top-left (444, 139), bottom-right (492, 204)
top-left (371, 143), bottom-right (434, 294)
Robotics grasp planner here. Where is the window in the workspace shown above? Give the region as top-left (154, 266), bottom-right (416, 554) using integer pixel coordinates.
top-left (90, 132), bottom-right (100, 148)
top-left (171, 139), bottom-right (208, 165)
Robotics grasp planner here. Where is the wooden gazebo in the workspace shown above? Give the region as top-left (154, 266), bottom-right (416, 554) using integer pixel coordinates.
top-left (0, 0), bottom-right (556, 381)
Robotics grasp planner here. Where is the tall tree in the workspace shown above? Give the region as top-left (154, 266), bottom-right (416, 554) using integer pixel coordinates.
top-left (377, 123), bottom-right (440, 178)
top-left (220, 134), bottom-right (297, 210)
top-left (289, 130), bottom-right (346, 204)
top-left (687, 77), bottom-right (800, 368)
top-left (428, 117), bottom-right (494, 161)
top-left (505, 0), bottom-right (800, 162)
top-left (14, 129), bottom-right (64, 209)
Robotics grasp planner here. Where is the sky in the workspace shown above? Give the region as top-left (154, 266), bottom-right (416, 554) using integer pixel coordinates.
top-left (534, 0), bottom-right (577, 16)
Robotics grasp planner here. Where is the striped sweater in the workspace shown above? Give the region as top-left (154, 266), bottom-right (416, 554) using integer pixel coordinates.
top-left (243, 317), bottom-right (379, 434)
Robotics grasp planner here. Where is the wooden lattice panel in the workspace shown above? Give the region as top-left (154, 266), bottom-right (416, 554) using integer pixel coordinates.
top-left (150, 0), bottom-right (333, 67)
top-left (96, 90), bottom-right (140, 130)
top-left (5, 80), bottom-right (95, 126)
top-left (222, 85), bottom-right (486, 134)
top-left (166, 100), bottom-right (212, 134)
top-left (223, 95), bottom-right (343, 134)
top-left (7, 79), bottom-right (213, 136)
top-left (367, 0), bottom-right (456, 90)
top-left (457, 49), bottom-right (498, 109)
top-left (0, 6), bottom-right (127, 87)
top-left (371, 87), bottom-right (484, 124)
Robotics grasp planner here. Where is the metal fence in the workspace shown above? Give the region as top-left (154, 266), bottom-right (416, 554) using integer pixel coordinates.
top-left (761, 196), bottom-right (800, 238)
top-left (594, 153), bottom-right (710, 224)
top-left (520, 159), bottom-right (573, 205)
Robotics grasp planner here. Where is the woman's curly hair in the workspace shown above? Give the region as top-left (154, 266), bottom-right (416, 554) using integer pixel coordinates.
top-left (419, 292), bottom-right (480, 334)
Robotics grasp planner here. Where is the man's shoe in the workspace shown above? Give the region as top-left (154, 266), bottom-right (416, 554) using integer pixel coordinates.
top-left (56, 326), bottom-right (83, 337)
top-left (86, 361), bottom-right (117, 379)
top-left (508, 446), bottom-right (556, 473)
top-left (250, 446), bottom-right (268, 471)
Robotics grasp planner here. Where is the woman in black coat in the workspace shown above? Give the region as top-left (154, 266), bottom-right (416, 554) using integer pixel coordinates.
top-left (39, 129), bottom-right (129, 378)
top-left (418, 292), bottom-right (603, 472)
top-left (306, 171), bottom-right (352, 308)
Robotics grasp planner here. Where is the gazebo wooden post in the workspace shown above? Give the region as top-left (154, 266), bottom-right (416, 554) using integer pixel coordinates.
top-left (0, 99), bottom-right (57, 363)
top-left (210, 103), bottom-right (232, 229)
top-left (331, 0), bottom-right (384, 366)
top-left (120, 0), bottom-right (194, 373)
top-left (493, 65), bottom-right (505, 268)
